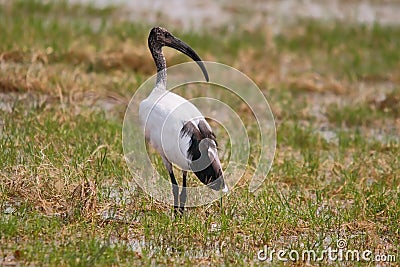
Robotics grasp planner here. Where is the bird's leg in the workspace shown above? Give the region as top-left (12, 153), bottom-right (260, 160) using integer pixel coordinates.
top-left (162, 157), bottom-right (179, 213)
top-left (179, 171), bottom-right (187, 214)
top-left (170, 172), bottom-right (180, 215)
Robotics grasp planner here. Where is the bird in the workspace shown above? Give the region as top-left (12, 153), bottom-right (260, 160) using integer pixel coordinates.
top-left (139, 27), bottom-right (228, 214)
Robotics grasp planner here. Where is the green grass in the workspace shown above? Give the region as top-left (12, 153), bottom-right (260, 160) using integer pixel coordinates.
top-left (1, 0), bottom-right (399, 266)
top-left (275, 21), bottom-right (400, 80)
top-left (326, 103), bottom-right (383, 127)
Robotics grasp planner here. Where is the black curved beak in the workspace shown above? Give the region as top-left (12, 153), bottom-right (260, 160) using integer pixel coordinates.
top-left (164, 36), bottom-right (209, 82)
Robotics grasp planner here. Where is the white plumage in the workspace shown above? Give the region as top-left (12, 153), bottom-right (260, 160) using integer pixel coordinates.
top-left (140, 89), bottom-right (203, 169)
top-left (139, 27), bottom-right (228, 213)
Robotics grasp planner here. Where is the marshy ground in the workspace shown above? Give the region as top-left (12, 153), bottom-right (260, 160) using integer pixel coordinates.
top-left (0, 0), bottom-right (399, 266)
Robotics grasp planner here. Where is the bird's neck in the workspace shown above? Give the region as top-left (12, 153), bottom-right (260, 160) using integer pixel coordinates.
top-left (151, 47), bottom-right (167, 90)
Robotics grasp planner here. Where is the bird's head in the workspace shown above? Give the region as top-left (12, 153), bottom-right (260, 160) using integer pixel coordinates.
top-left (148, 27), bottom-right (173, 47)
top-left (148, 26), bottom-right (209, 82)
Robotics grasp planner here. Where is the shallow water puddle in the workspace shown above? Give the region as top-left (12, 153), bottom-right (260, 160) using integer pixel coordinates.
top-left (72, 0), bottom-right (400, 32)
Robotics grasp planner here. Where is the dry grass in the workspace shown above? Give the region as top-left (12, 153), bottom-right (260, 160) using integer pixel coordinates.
top-left (1, 0), bottom-right (399, 266)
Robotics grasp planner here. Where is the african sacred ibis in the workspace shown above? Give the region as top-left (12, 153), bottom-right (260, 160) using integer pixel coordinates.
top-left (139, 27), bottom-right (228, 213)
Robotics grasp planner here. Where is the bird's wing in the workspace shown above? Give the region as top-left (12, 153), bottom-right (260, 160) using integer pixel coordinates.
top-left (139, 92), bottom-right (205, 170)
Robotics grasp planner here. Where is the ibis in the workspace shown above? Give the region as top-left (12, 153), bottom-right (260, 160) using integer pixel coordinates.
top-left (139, 27), bottom-right (228, 214)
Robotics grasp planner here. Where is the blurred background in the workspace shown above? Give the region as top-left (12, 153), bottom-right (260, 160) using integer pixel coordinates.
top-left (73, 0), bottom-right (400, 31)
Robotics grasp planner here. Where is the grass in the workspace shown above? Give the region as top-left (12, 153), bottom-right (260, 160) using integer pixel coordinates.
top-left (1, 0), bottom-right (399, 266)
top-left (275, 21), bottom-right (400, 80)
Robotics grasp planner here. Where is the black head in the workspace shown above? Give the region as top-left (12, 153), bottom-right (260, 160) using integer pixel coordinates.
top-left (148, 27), bottom-right (209, 82)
